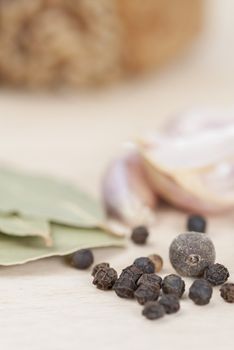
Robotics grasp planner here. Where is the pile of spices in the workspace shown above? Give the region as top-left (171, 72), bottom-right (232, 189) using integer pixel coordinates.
top-left (73, 217), bottom-right (233, 321)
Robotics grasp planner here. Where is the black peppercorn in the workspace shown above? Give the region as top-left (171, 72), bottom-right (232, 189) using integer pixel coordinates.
top-left (187, 215), bottom-right (207, 233)
top-left (148, 254), bottom-right (163, 273)
top-left (189, 279), bottom-right (213, 305)
top-left (113, 277), bottom-right (137, 299)
top-left (220, 283), bottom-right (234, 303)
top-left (113, 265), bottom-right (143, 299)
top-left (159, 294), bottom-right (180, 314)
top-left (142, 301), bottom-right (165, 320)
top-left (93, 267), bottom-right (118, 290)
top-left (131, 225), bottom-right (149, 245)
top-left (71, 249), bottom-right (94, 270)
top-left (137, 273), bottom-right (162, 288)
top-left (204, 263), bottom-right (229, 286)
top-left (121, 265), bottom-right (143, 283)
top-left (133, 257), bottom-right (155, 274)
top-left (169, 232), bottom-right (216, 277)
top-left (162, 274), bottom-right (185, 298)
top-left (91, 262), bottom-right (110, 277)
top-left (134, 283), bottom-right (160, 305)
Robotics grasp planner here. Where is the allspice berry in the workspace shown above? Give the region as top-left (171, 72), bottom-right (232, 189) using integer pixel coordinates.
top-left (169, 232), bottom-right (216, 277)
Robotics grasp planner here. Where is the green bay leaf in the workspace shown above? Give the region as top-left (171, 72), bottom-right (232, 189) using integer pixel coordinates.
top-left (0, 215), bottom-right (51, 245)
top-left (0, 167), bottom-right (103, 228)
top-left (0, 224), bottom-right (125, 266)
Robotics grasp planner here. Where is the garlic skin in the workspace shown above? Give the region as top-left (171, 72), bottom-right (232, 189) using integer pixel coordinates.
top-left (102, 150), bottom-right (158, 226)
top-left (139, 110), bottom-right (234, 214)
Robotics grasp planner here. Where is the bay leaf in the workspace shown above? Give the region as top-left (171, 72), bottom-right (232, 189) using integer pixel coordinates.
top-left (0, 167), bottom-right (103, 228)
top-left (0, 224), bottom-right (125, 266)
top-left (0, 215), bottom-right (51, 246)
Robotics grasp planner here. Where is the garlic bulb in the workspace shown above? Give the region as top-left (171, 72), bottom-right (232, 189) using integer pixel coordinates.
top-left (139, 110), bottom-right (234, 214)
top-left (102, 110), bottom-right (234, 222)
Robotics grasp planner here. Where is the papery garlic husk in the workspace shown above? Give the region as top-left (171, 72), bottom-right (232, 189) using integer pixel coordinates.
top-left (102, 148), bottom-right (158, 226)
top-left (139, 110), bottom-right (234, 214)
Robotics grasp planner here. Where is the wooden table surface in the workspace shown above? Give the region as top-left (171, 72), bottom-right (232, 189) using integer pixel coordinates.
top-left (0, 1), bottom-right (234, 348)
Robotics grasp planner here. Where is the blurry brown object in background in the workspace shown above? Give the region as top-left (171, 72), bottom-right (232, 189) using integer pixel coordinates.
top-left (0, 0), bottom-right (202, 88)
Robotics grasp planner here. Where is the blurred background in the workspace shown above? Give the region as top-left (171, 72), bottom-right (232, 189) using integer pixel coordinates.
top-left (0, 0), bottom-right (233, 196)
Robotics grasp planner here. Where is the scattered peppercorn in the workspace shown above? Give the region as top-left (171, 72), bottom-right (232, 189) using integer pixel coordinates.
top-left (113, 265), bottom-right (143, 299)
top-left (131, 225), bottom-right (149, 245)
top-left (159, 294), bottom-right (180, 314)
top-left (187, 215), bottom-right (207, 233)
top-left (220, 283), bottom-right (234, 303)
top-left (121, 264), bottom-right (143, 283)
top-left (142, 301), bottom-right (165, 320)
top-left (189, 279), bottom-right (213, 305)
top-left (71, 249), bottom-right (94, 270)
top-left (169, 232), bottom-right (215, 277)
top-left (93, 267), bottom-right (118, 290)
top-left (204, 263), bottom-right (229, 286)
top-left (162, 274), bottom-right (185, 298)
top-left (113, 277), bottom-right (136, 299)
top-left (91, 262), bottom-right (110, 277)
top-left (148, 254), bottom-right (163, 273)
top-left (137, 273), bottom-right (162, 288)
top-left (133, 257), bottom-right (155, 274)
top-left (134, 283), bottom-right (160, 305)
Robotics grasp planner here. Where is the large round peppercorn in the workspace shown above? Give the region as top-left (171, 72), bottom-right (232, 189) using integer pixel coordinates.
top-left (133, 257), bottom-right (155, 274)
top-left (148, 254), bottom-right (163, 273)
top-left (169, 232), bottom-right (216, 277)
top-left (131, 226), bottom-right (149, 245)
top-left (142, 301), bottom-right (165, 320)
top-left (137, 273), bottom-right (162, 288)
top-left (71, 249), bottom-right (94, 270)
top-left (220, 283), bottom-right (234, 303)
top-left (162, 274), bottom-right (185, 298)
top-left (187, 215), bottom-right (206, 233)
top-left (159, 294), bottom-right (180, 314)
top-left (91, 262), bottom-right (110, 277)
top-left (134, 283), bottom-right (160, 305)
top-left (204, 263), bottom-right (229, 286)
top-left (189, 279), bottom-right (213, 305)
top-left (93, 267), bottom-right (118, 290)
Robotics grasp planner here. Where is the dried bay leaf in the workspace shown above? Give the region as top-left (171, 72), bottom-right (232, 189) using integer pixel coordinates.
top-left (0, 167), bottom-right (103, 228)
top-left (0, 224), bottom-right (125, 266)
top-left (0, 215), bottom-right (51, 246)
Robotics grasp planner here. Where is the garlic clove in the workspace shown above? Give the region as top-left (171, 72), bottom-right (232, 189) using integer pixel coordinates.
top-left (102, 149), bottom-right (158, 226)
